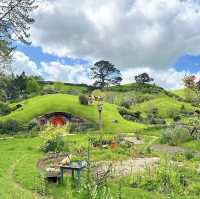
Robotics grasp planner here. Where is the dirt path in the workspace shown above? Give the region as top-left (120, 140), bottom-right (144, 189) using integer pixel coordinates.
top-left (151, 144), bottom-right (185, 154)
top-left (95, 157), bottom-right (160, 177)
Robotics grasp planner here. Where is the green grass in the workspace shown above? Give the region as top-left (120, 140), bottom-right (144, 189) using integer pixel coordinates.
top-left (131, 95), bottom-right (195, 118)
top-left (0, 94), bottom-right (145, 133)
top-left (1, 136), bottom-right (200, 199)
top-left (172, 89), bottom-right (186, 98)
top-left (44, 83), bottom-right (89, 93)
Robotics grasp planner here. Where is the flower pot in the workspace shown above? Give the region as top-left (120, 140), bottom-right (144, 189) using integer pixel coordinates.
top-left (111, 141), bottom-right (118, 149)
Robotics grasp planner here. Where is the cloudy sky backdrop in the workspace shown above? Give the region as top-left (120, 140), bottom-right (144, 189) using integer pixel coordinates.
top-left (14, 0), bottom-right (200, 89)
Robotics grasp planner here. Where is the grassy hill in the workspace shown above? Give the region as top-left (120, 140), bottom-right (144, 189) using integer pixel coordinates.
top-left (0, 94), bottom-right (145, 133)
top-left (172, 89), bottom-right (186, 98)
top-left (131, 95), bottom-right (195, 118)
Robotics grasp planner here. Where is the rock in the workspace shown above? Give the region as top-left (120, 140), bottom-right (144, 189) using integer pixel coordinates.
top-left (112, 119), bottom-right (118, 123)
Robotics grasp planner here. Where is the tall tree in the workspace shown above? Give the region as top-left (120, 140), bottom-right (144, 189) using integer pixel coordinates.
top-left (0, 0), bottom-right (37, 72)
top-left (90, 60), bottom-right (122, 88)
top-left (26, 77), bottom-right (40, 94)
top-left (14, 71), bottom-right (27, 94)
top-left (135, 73), bottom-right (154, 84)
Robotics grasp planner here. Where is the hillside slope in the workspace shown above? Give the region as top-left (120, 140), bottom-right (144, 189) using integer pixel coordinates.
top-left (0, 94), bottom-right (145, 133)
top-left (131, 95), bottom-right (195, 118)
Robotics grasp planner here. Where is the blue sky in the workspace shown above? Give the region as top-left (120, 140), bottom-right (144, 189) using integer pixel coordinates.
top-left (175, 54), bottom-right (200, 73)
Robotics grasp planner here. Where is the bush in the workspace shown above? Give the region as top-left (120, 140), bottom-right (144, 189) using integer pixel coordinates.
top-left (41, 85), bottom-right (57, 95)
top-left (42, 136), bottom-right (64, 153)
top-left (167, 108), bottom-right (179, 118)
top-left (0, 119), bottom-right (24, 134)
top-left (28, 119), bottom-right (38, 130)
top-left (160, 127), bottom-right (192, 146)
top-left (180, 104), bottom-right (189, 115)
top-left (173, 115), bottom-right (181, 122)
top-left (79, 94), bottom-right (88, 105)
top-left (120, 100), bottom-right (132, 109)
top-left (0, 101), bottom-right (11, 115)
top-left (184, 150), bottom-right (194, 160)
top-left (131, 161), bottom-right (193, 195)
top-left (40, 125), bottom-right (70, 153)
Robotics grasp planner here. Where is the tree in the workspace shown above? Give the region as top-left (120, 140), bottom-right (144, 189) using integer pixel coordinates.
top-left (26, 77), bottom-right (40, 94)
top-left (90, 60), bottom-right (122, 88)
top-left (135, 73), bottom-right (154, 84)
top-left (0, 0), bottom-right (37, 69)
top-left (54, 82), bottom-right (65, 92)
top-left (183, 75), bottom-right (196, 89)
top-left (14, 72), bottom-right (27, 94)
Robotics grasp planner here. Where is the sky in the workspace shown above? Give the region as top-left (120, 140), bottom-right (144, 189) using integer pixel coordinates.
top-left (12, 0), bottom-right (200, 89)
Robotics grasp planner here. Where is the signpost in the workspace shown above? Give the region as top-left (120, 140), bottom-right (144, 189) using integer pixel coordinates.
top-left (97, 102), bottom-right (103, 130)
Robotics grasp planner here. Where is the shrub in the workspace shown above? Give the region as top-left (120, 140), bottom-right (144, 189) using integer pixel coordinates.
top-left (79, 94), bottom-right (89, 105)
top-left (0, 101), bottom-right (11, 115)
top-left (28, 119), bottom-right (38, 130)
top-left (120, 100), bottom-right (131, 109)
top-left (184, 150), bottom-right (194, 160)
top-left (41, 85), bottom-right (57, 95)
top-left (180, 104), bottom-right (188, 115)
top-left (0, 119), bottom-right (24, 134)
top-left (42, 136), bottom-right (64, 153)
top-left (188, 183), bottom-right (200, 195)
top-left (173, 115), bottom-right (181, 122)
top-left (131, 161), bottom-right (193, 195)
top-left (40, 124), bottom-right (70, 153)
top-left (167, 108), bottom-right (179, 118)
top-left (160, 127), bottom-right (192, 146)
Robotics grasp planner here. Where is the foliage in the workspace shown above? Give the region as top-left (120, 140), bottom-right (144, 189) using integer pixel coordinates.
top-left (0, 119), bottom-right (24, 134)
top-left (184, 150), bottom-right (194, 160)
top-left (79, 94), bottom-right (89, 105)
top-left (26, 77), bottom-right (40, 94)
top-left (54, 82), bottom-right (65, 92)
top-left (0, 101), bottom-right (11, 115)
top-left (40, 124), bottom-right (70, 153)
top-left (183, 75), bottom-right (196, 89)
top-left (166, 107), bottom-right (179, 118)
top-left (80, 140), bottom-right (113, 199)
top-left (41, 85), bottom-right (57, 94)
top-left (0, 0), bottom-right (37, 64)
top-left (131, 161), bottom-right (197, 196)
top-left (160, 127), bottom-right (192, 146)
top-left (120, 99), bottom-right (132, 109)
top-left (135, 73), bottom-right (154, 84)
top-left (91, 60), bottom-right (122, 88)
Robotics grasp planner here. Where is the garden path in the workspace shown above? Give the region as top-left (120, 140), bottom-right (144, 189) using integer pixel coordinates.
top-left (95, 157), bottom-right (160, 177)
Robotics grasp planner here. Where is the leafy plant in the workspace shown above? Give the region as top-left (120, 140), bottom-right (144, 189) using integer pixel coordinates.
top-left (0, 101), bottom-right (11, 115)
top-left (40, 124), bottom-right (70, 153)
top-left (79, 94), bottom-right (89, 105)
top-left (160, 127), bottom-right (192, 146)
top-left (184, 150), bottom-right (194, 160)
top-left (131, 161), bottom-right (194, 195)
top-left (0, 119), bottom-right (25, 134)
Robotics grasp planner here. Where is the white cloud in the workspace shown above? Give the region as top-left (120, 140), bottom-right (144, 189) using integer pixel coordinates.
top-left (12, 51), bottom-right (40, 76)
top-left (39, 61), bottom-right (91, 84)
top-left (30, 0), bottom-right (200, 70)
top-left (121, 67), bottom-right (200, 89)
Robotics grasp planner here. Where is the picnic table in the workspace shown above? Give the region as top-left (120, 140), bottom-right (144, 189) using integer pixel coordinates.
top-left (60, 160), bottom-right (87, 188)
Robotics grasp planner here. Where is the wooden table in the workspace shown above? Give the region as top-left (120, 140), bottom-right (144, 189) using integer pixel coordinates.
top-left (60, 161), bottom-right (87, 188)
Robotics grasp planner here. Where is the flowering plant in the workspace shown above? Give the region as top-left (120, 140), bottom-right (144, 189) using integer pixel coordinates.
top-left (40, 124), bottom-right (70, 153)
